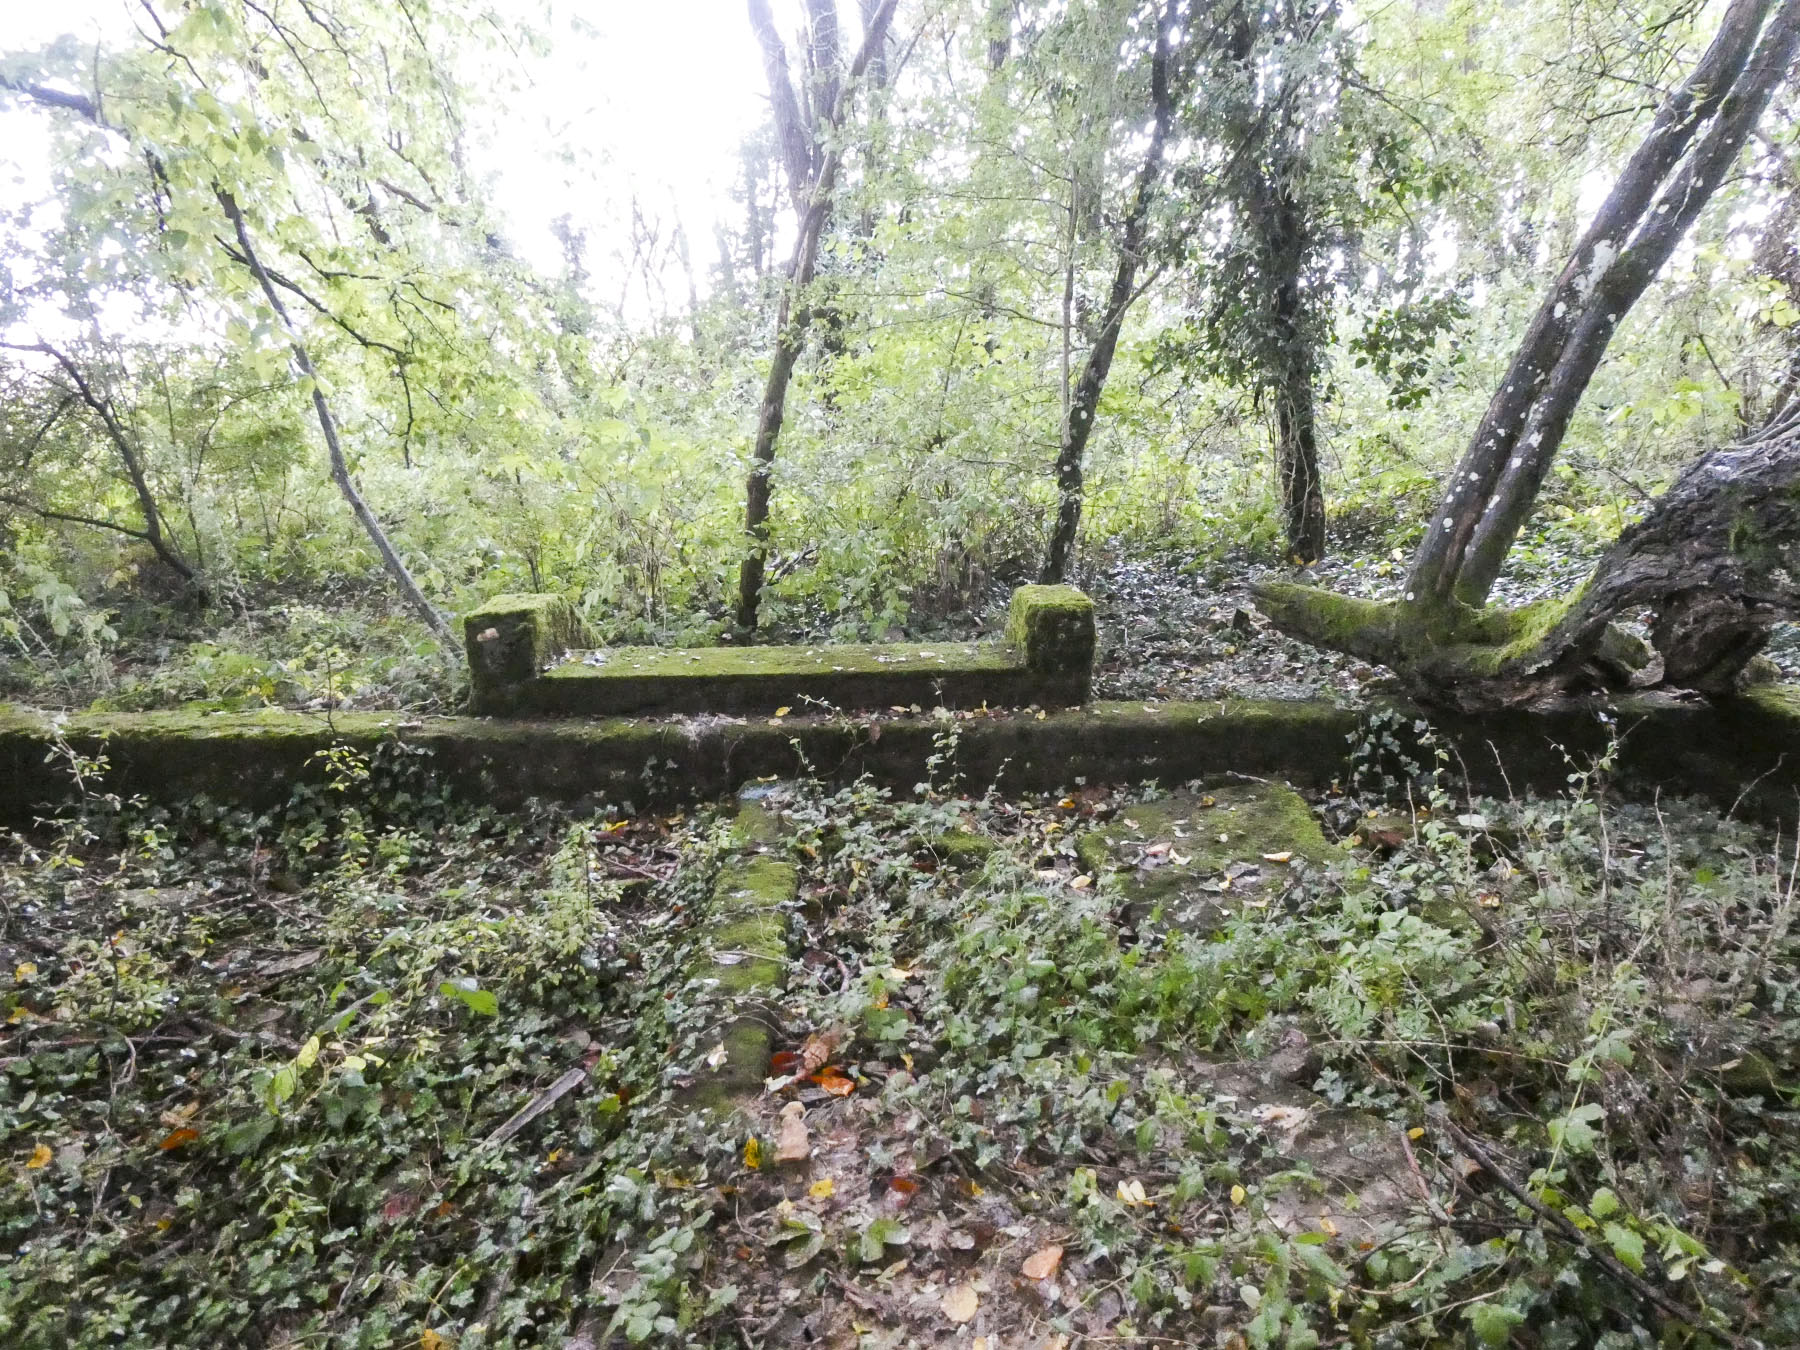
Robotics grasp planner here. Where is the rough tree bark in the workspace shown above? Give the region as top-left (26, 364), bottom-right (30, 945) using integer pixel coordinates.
top-left (219, 191), bottom-right (459, 656)
top-left (734, 0), bottom-right (901, 632)
top-left (1253, 0), bottom-right (1800, 706)
top-left (1041, 0), bottom-right (1186, 583)
top-left (1261, 171), bottom-right (1326, 564)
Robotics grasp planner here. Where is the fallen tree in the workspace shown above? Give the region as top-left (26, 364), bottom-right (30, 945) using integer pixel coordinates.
top-left (1253, 0), bottom-right (1800, 708)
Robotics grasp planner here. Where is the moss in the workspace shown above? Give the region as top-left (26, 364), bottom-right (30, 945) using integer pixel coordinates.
top-left (1005, 585), bottom-right (1097, 675)
top-left (730, 787), bottom-right (789, 850)
top-left (1079, 784), bottom-right (1328, 906)
top-left (530, 638), bottom-right (1091, 717)
top-left (714, 857), bottom-right (798, 914)
top-left (930, 830), bottom-right (997, 868)
top-left (463, 593), bottom-right (577, 713)
top-left (1254, 583), bottom-right (1397, 663)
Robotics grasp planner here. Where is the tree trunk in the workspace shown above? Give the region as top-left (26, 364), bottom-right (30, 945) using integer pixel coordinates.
top-left (1405, 0), bottom-right (1800, 613)
top-left (1041, 0), bottom-right (1182, 583)
top-left (219, 191), bottom-right (458, 657)
top-left (734, 0), bottom-right (900, 631)
top-left (1253, 0), bottom-right (1800, 707)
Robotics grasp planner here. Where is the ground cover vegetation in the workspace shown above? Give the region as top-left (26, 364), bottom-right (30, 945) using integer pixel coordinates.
top-left (4, 724), bottom-right (1800, 1346)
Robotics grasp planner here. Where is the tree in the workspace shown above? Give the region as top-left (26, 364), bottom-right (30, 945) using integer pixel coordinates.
top-left (1254, 0), bottom-right (1800, 707)
top-left (734, 0), bottom-right (900, 631)
top-left (1040, 0), bottom-right (1191, 582)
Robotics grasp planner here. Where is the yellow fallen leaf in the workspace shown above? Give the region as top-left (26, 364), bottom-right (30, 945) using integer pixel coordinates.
top-left (808, 1177), bottom-right (835, 1200)
top-left (1021, 1243), bottom-right (1064, 1280)
top-left (420, 1330), bottom-right (447, 1350)
top-left (1070, 874), bottom-right (1092, 890)
top-left (1230, 1184), bottom-right (1247, 1205)
top-left (1407, 1127), bottom-right (1425, 1140)
top-left (1261, 852), bottom-right (1293, 864)
top-left (1318, 1216), bottom-right (1339, 1236)
top-left (25, 1143), bottom-right (51, 1170)
top-left (743, 1136), bottom-right (761, 1169)
top-left (942, 1282), bottom-right (979, 1324)
top-left (15, 961), bottom-right (37, 982)
top-left (775, 706), bottom-right (792, 717)
top-left (1116, 1177), bottom-right (1150, 1207)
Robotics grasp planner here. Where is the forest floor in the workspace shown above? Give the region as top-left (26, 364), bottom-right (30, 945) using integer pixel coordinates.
top-left (3, 726), bottom-right (1799, 1347)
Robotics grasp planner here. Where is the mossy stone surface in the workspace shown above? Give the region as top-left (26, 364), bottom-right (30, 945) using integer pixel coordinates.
top-left (533, 639), bottom-right (1086, 716)
top-left (731, 782), bottom-right (792, 850)
top-left (1078, 784), bottom-right (1327, 937)
top-left (1005, 584), bottom-right (1097, 676)
top-left (929, 830), bottom-right (998, 868)
top-left (463, 593), bottom-right (578, 713)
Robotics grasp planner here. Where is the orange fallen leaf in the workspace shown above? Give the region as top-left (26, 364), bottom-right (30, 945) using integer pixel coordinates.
top-left (1021, 1243), bottom-right (1064, 1280)
top-left (770, 1050), bottom-right (802, 1075)
top-left (942, 1282), bottom-right (979, 1324)
top-left (888, 1176), bottom-right (919, 1196)
top-left (813, 1071), bottom-right (856, 1097)
top-left (159, 1127), bottom-right (199, 1152)
top-left (25, 1143), bottom-right (51, 1170)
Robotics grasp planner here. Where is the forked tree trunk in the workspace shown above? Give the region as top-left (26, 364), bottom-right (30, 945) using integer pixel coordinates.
top-left (734, 0), bottom-right (899, 631)
top-left (1407, 0), bottom-right (1800, 613)
top-left (1041, 0), bottom-right (1183, 583)
top-left (1253, 0), bottom-right (1800, 706)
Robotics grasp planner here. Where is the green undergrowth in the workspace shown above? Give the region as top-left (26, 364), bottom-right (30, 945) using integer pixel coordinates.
top-left (2, 722), bottom-right (1799, 1346)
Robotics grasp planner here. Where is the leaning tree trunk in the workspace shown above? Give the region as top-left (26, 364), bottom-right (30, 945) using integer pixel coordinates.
top-left (220, 192), bottom-right (459, 658)
top-left (1041, 0), bottom-right (1182, 583)
top-left (733, 0), bottom-right (899, 632)
top-left (1253, 0), bottom-right (1800, 706)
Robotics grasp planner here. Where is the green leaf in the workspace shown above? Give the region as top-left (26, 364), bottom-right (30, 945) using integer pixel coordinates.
top-left (439, 979), bottom-right (498, 1016)
top-left (1588, 1186), bottom-right (1619, 1219)
top-left (1548, 1102), bottom-right (1604, 1156)
top-left (1464, 1301), bottom-right (1525, 1346)
top-left (1604, 1221), bottom-right (1647, 1273)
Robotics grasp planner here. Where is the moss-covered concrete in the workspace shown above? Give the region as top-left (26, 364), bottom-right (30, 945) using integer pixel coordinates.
top-left (10, 685), bottom-right (1800, 829)
top-left (463, 593), bottom-right (579, 714)
top-left (929, 829), bottom-right (998, 868)
top-left (1006, 584), bottom-right (1097, 677)
top-left (532, 639), bottom-right (1086, 716)
top-left (1078, 784), bottom-right (1328, 936)
top-left (682, 854), bottom-right (797, 1112)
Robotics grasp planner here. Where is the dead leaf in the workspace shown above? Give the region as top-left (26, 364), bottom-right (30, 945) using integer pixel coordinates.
top-left (808, 1177), bottom-right (835, 1200)
top-left (1116, 1177), bottom-right (1150, 1206)
top-left (743, 1136), bottom-right (762, 1169)
top-left (420, 1330), bottom-right (447, 1350)
top-left (1261, 851), bottom-right (1293, 864)
top-left (14, 961), bottom-right (37, 982)
top-left (813, 1070), bottom-right (856, 1097)
top-left (158, 1127), bottom-right (199, 1151)
top-left (800, 1028), bottom-right (841, 1075)
top-left (774, 1101), bottom-right (811, 1163)
top-left (942, 1282), bottom-right (980, 1324)
top-left (25, 1143), bottom-right (51, 1170)
top-left (1021, 1243), bottom-right (1064, 1280)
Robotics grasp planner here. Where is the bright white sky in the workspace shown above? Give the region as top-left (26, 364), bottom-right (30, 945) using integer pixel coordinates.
top-left (5, 0), bottom-right (798, 312)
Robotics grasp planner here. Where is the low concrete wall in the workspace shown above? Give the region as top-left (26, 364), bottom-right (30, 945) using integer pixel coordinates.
top-left (3, 687), bottom-right (1798, 826)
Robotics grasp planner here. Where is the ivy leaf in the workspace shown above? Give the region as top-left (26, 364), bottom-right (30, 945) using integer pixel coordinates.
top-left (1548, 1102), bottom-right (1604, 1156)
top-left (439, 979), bottom-right (498, 1017)
top-left (1464, 1301), bottom-right (1526, 1347)
top-left (1604, 1222), bottom-right (1647, 1273)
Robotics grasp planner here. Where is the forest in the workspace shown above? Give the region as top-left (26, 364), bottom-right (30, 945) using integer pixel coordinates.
top-left (3, 0), bottom-right (1800, 1345)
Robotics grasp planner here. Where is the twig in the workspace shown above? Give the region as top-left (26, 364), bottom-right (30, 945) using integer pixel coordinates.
top-left (1398, 1124), bottom-right (1453, 1227)
top-left (484, 1065), bottom-right (588, 1147)
top-left (1428, 1106), bottom-right (1738, 1345)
